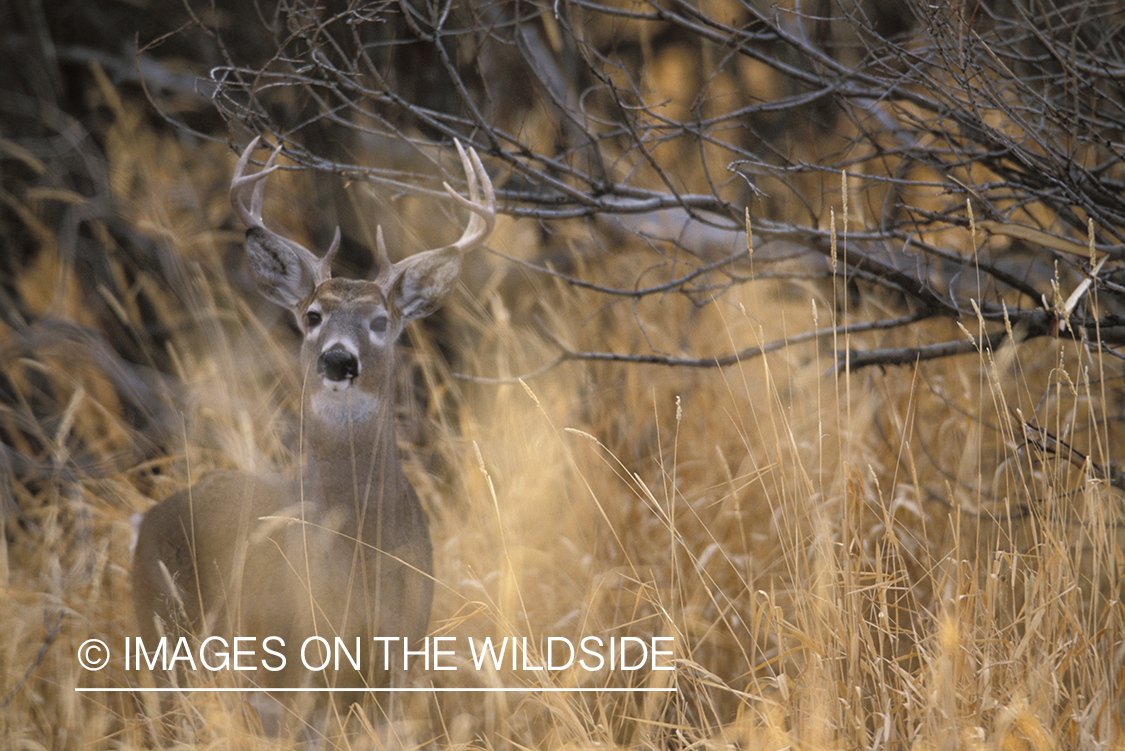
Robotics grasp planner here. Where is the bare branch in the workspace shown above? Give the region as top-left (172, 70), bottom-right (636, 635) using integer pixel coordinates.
top-left (175, 0), bottom-right (1125, 375)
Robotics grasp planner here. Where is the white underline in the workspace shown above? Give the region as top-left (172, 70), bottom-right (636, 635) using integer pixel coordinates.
top-left (75, 686), bottom-right (677, 693)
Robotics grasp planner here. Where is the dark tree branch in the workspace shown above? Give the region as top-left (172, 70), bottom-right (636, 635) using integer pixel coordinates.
top-left (156, 0), bottom-right (1125, 377)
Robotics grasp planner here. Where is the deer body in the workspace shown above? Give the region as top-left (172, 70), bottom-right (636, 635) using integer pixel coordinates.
top-left (131, 139), bottom-right (493, 707)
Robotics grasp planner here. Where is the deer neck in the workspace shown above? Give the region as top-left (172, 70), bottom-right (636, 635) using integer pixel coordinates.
top-left (300, 392), bottom-right (408, 526)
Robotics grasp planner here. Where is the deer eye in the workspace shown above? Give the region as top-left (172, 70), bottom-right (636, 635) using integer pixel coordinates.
top-left (305, 310), bottom-right (323, 329)
top-left (370, 315), bottom-right (389, 335)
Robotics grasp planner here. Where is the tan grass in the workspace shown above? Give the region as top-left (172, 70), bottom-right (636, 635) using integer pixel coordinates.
top-left (1, 98), bottom-right (1122, 751)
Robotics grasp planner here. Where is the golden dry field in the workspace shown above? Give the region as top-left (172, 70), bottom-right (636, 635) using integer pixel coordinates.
top-left (2, 2), bottom-right (1124, 750)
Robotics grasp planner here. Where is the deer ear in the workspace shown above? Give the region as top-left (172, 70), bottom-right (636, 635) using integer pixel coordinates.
top-left (245, 226), bottom-right (319, 310)
top-left (390, 247), bottom-right (463, 322)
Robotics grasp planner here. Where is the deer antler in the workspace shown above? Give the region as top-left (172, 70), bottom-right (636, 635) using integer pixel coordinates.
top-left (375, 140), bottom-right (496, 291)
top-left (231, 136), bottom-right (340, 285)
top-left (438, 140), bottom-right (496, 255)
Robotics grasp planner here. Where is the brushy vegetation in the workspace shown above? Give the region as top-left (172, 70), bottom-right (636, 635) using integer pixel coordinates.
top-left (3, 108), bottom-right (1122, 751)
top-left (3, 5), bottom-right (1124, 751)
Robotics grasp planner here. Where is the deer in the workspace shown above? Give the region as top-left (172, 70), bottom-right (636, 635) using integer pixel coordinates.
top-left (131, 136), bottom-right (494, 735)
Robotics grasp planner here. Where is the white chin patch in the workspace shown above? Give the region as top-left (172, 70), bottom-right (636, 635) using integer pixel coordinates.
top-left (322, 377), bottom-right (352, 393)
top-left (310, 388), bottom-right (378, 423)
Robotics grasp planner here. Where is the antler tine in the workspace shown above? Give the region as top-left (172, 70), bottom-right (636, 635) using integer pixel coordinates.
top-left (324, 226), bottom-right (342, 271)
top-left (373, 226), bottom-right (394, 287)
top-left (249, 147), bottom-right (281, 224)
top-left (439, 140), bottom-right (496, 255)
top-left (230, 136), bottom-right (280, 227)
top-left (230, 137), bottom-right (338, 284)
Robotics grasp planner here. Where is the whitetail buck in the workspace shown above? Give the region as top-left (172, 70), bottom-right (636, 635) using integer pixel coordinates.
top-left (132, 137), bottom-right (494, 730)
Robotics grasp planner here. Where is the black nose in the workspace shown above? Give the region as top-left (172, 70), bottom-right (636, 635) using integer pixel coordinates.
top-left (318, 347), bottom-right (359, 382)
